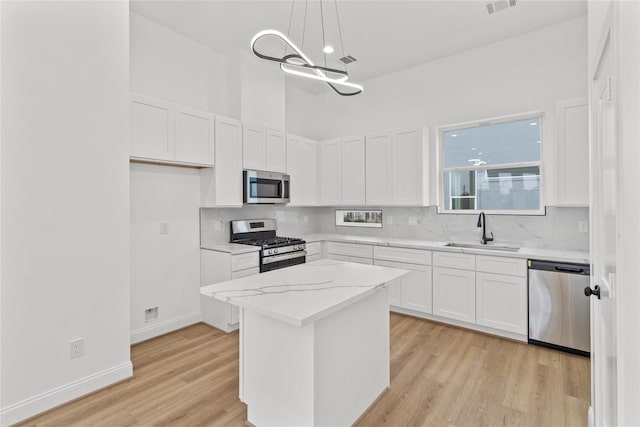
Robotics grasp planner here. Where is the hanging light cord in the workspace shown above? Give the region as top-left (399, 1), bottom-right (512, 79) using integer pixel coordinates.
top-left (285, 0), bottom-right (295, 57)
top-left (302, 0), bottom-right (308, 51)
top-left (334, 0), bottom-right (347, 72)
top-left (320, 0), bottom-right (327, 68)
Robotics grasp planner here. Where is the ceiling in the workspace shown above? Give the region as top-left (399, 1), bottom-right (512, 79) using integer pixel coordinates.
top-left (130, 0), bottom-right (587, 94)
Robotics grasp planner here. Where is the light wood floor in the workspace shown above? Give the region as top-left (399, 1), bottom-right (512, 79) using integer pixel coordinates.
top-left (17, 313), bottom-right (590, 426)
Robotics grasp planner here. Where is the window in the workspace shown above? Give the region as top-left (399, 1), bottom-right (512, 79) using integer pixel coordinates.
top-left (439, 114), bottom-right (543, 214)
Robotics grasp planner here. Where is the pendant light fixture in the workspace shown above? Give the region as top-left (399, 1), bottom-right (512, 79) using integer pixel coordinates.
top-left (250, 0), bottom-right (363, 96)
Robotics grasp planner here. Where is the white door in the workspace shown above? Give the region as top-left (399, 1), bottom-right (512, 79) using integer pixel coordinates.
top-left (432, 267), bottom-right (475, 323)
top-left (318, 139), bottom-right (342, 205)
top-left (175, 105), bottom-right (214, 165)
top-left (286, 135), bottom-right (303, 205)
top-left (589, 19), bottom-right (617, 427)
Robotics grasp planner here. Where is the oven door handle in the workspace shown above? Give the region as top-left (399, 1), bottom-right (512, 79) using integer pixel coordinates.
top-left (262, 250), bottom-right (307, 265)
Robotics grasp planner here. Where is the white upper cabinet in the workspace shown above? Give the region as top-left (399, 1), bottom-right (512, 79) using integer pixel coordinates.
top-left (266, 129), bottom-right (287, 173)
top-left (364, 127), bottom-right (429, 206)
top-left (242, 124), bottom-right (287, 173)
top-left (555, 98), bottom-right (589, 206)
top-left (341, 135), bottom-right (366, 205)
top-left (175, 105), bottom-right (214, 165)
top-left (287, 134), bottom-right (317, 206)
top-left (131, 94), bottom-right (175, 162)
top-left (318, 139), bottom-right (342, 205)
top-left (393, 128), bottom-right (428, 205)
top-left (130, 93), bottom-right (214, 167)
top-left (365, 131), bottom-right (393, 205)
top-left (201, 115), bottom-right (243, 207)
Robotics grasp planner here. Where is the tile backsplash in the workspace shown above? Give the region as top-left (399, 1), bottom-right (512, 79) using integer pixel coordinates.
top-left (201, 206), bottom-right (589, 252)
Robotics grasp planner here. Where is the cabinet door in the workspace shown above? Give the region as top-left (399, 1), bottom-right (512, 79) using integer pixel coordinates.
top-left (243, 124), bottom-right (266, 170)
top-left (130, 94), bottom-right (175, 161)
top-left (266, 128), bottom-right (287, 173)
top-left (375, 260), bottom-right (432, 314)
top-left (204, 116), bottom-right (243, 207)
top-left (301, 139), bottom-right (318, 205)
top-left (175, 105), bottom-right (214, 165)
top-left (365, 131), bottom-right (393, 205)
top-left (555, 98), bottom-right (589, 206)
top-left (432, 267), bottom-right (475, 323)
top-left (393, 128), bottom-right (424, 205)
top-left (318, 139), bottom-right (342, 205)
top-left (286, 135), bottom-right (303, 204)
top-left (341, 135), bottom-right (366, 205)
top-left (476, 272), bottom-right (527, 334)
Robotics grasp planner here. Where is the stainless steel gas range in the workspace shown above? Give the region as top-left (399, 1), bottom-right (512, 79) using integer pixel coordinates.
top-left (230, 219), bottom-right (306, 272)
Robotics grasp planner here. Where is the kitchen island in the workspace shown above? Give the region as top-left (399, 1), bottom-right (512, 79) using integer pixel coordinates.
top-left (200, 259), bottom-right (409, 427)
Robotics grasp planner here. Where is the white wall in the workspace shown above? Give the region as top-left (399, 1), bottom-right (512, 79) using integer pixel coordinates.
top-left (288, 16), bottom-right (587, 140)
top-left (241, 50), bottom-right (286, 130)
top-left (130, 163), bottom-right (201, 343)
top-left (129, 12), bottom-right (236, 343)
top-left (0, 2), bottom-right (131, 425)
top-left (130, 12), bottom-right (230, 115)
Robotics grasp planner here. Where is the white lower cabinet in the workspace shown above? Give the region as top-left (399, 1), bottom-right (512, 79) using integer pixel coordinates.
top-left (475, 273), bottom-right (527, 335)
top-left (201, 249), bottom-right (259, 332)
top-left (375, 260), bottom-right (432, 313)
top-left (326, 242), bottom-right (373, 261)
top-left (305, 241), bottom-right (322, 262)
top-left (432, 267), bottom-right (476, 323)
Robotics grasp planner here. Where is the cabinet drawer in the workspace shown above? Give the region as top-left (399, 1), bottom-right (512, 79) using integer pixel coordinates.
top-left (327, 242), bottom-right (373, 259)
top-left (231, 267), bottom-right (260, 279)
top-left (306, 241), bottom-right (322, 257)
top-left (374, 246), bottom-right (431, 265)
top-left (231, 252), bottom-right (259, 272)
top-left (433, 251), bottom-right (475, 270)
top-left (476, 255), bottom-right (526, 277)
top-left (328, 254), bottom-right (374, 265)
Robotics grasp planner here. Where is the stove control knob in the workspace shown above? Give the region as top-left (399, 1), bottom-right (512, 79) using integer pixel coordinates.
top-left (274, 248), bottom-right (279, 254)
top-left (268, 249), bottom-right (273, 255)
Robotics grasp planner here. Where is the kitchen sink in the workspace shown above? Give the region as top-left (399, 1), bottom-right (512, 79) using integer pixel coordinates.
top-left (445, 243), bottom-right (520, 252)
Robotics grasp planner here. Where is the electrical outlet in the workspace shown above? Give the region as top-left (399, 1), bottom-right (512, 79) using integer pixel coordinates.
top-left (145, 307), bottom-right (158, 323)
top-left (160, 222), bottom-right (169, 234)
top-left (387, 216), bottom-right (393, 225)
top-left (303, 215), bottom-right (309, 223)
top-left (70, 338), bottom-right (84, 359)
top-left (408, 216), bottom-right (418, 226)
top-left (578, 221), bottom-right (589, 233)
top-left (214, 220), bottom-right (222, 231)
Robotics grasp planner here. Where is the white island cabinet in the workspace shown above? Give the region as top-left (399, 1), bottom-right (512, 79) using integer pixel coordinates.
top-left (201, 259), bottom-right (409, 427)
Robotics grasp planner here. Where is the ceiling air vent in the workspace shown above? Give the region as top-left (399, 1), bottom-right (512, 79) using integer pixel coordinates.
top-left (486, 0), bottom-right (517, 15)
top-left (339, 55), bottom-right (357, 65)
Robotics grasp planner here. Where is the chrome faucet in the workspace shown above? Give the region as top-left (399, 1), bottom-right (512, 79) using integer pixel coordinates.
top-left (476, 211), bottom-right (494, 245)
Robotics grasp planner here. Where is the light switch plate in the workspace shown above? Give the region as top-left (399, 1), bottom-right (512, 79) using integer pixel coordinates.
top-left (408, 216), bottom-right (418, 226)
top-left (386, 216), bottom-right (393, 225)
top-left (160, 222), bottom-right (169, 234)
top-left (578, 221), bottom-right (588, 233)
top-left (214, 220), bottom-right (222, 231)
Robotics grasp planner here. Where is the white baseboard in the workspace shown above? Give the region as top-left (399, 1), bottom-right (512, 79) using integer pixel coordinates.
top-left (0, 361), bottom-right (133, 427)
top-left (130, 311), bottom-right (202, 344)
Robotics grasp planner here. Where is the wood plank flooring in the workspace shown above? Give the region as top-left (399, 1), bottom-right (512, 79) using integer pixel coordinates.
top-left (16, 313), bottom-right (590, 426)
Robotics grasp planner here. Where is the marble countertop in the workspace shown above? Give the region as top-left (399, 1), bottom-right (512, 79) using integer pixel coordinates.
top-left (200, 259), bottom-right (409, 327)
top-left (200, 243), bottom-right (260, 255)
top-left (300, 233), bottom-right (590, 264)
top-left (200, 233), bottom-right (589, 264)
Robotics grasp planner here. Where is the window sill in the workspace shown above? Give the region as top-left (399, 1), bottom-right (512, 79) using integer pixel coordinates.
top-left (436, 207), bottom-right (547, 216)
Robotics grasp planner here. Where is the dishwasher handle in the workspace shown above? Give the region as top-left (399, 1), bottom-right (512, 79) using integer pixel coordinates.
top-left (528, 259), bottom-right (590, 275)
top-left (555, 266), bottom-right (588, 274)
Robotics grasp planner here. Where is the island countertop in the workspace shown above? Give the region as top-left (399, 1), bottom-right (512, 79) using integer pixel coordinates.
top-left (200, 259), bottom-right (409, 327)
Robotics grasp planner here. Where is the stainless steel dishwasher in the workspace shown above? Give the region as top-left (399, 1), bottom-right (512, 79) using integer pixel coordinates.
top-left (528, 260), bottom-right (590, 356)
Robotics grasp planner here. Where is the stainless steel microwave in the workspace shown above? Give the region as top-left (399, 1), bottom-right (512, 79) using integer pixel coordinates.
top-left (243, 170), bottom-right (290, 204)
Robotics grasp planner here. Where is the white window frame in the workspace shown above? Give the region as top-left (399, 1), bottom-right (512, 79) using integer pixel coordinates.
top-left (437, 111), bottom-right (546, 215)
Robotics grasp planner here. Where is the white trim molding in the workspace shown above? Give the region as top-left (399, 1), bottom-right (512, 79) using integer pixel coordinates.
top-left (130, 311), bottom-right (202, 345)
top-left (0, 362), bottom-right (133, 427)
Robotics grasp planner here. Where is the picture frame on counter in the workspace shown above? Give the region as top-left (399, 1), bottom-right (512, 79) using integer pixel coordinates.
top-left (335, 209), bottom-right (383, 228)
